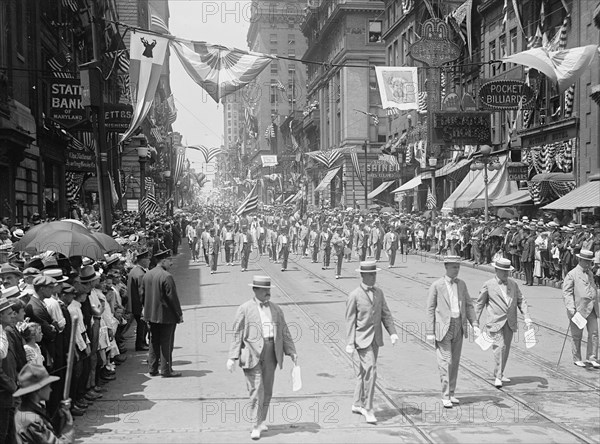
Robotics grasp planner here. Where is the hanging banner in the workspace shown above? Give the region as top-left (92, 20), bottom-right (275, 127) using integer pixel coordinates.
top-left (49, 79), bottom-right (86, 126)
top-left (375, 67), bottom-right (419, 110)
top-left (120, 30), bottom-right (169, 142)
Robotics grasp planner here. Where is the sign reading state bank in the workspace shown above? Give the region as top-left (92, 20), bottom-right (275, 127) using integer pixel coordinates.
top-left (479, 80), bottom-right (535, 110)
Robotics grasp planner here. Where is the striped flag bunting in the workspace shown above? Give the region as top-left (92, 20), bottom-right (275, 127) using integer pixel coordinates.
top-left (150, 8), bottom-right (170, 34)
top-left (120, 30), bottom-right (169, 142)
top-left (151, 127), bottom-right (163, 143)
top-left (564, 85), bottom-right (575, 118)
top-left (274, 80), bottom-right (286, 92)
top-left (305, 149), bottom-right (343, 170)
top-left (170, 39), bottom-right (273, 103)
top-left (47, 51), bottom-right (74, 78)
top-left (118, 75), bottom-right (131, 104)
top-left (386, 107), bottom-right (400, 118)
top-left (236, 183), bottom-right (258, 216)
top-left (426, 186), bottom-right (437, 210)
top-left (173, 145), bottom-right (186, 184)
top-left (291, 133), bottom-right (300, 151)
top-left (354, 109), bottom-right (379, 126)
top-left (417, 92), bottom-right (428, 114)
top-left (141, 177), bottom-right (159, 215)
top-left (62, 0), bottom-right (79, 12)
top-left (351, 152), bottom-right (363, 186)
top-left (65, 172), bottom-right (86, 202)
top-left (191, 145), bottom-right (223, 164)
top-left (265, 123), bottom-right (276, 141)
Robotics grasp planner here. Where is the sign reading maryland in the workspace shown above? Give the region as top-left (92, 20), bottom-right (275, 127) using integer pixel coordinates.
top-left (49, 78), bottom-right (86, 126)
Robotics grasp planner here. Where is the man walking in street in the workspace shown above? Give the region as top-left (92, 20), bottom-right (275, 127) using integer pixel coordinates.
top-left (562, 249), bottom-right (599, 368)
top-left (521, 226), bottom-right (535, 285)
top-left (332, 225), bottom-right (346, 279)
top-left (345, 261), bottom-right (398, 424)
top-left (426, 256), bottom-right (480, 408)
top-left (475, 258), bottom-right (533, 387)
top-left (240, 225), bottom-right (253, 272)
top-left (143, 250), bottom-right (183, 378)
top-left (383, 225), bottom-right (399, 269)
top-left (227, 276), bottom-right (297, 440)
top-left (127, 249), bottom-right (150, 351)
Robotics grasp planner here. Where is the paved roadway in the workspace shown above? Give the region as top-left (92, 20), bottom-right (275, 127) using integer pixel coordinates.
top-left (76, 245), bottom-right (600, 443)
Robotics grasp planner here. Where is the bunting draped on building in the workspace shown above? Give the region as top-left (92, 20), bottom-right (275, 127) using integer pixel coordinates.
top-left (305, 149), bottom-right (343, 170)
top-left (170, 39), bottom-right (273, 103)
top-left (189, 145), bottom-right (222, 164)
top-left (450, 0), bottom-right (473, 56)
top-left (350, 152), bottom-right (363, 186)
top-left (150, 6), bottom-right (170, 34)
top-left (236, 183), bottom-right (259, 216)
top-left (65, 172), bottom-right (87, 203)
top-left (426, 186), bottom-right (437, 209)
top-left (120, 30), bottom-right (169, 142)
top-left (140, 177), bottom-right (159, 215)
top-left (47, 52), bottom-right (74, 79)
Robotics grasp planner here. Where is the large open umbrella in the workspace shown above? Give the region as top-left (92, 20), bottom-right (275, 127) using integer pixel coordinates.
top-left (15, 221), bottom-right (92, 250)
top-left (497, 207), bottom-right (518, 219)
top-left (91, 232), bottom-right (124, 253)
top-left (17, 229), bottom-right (105, 260)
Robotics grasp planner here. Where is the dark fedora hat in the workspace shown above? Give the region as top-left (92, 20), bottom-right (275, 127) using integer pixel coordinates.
top-left (78, 265), bottom-right (100, 283)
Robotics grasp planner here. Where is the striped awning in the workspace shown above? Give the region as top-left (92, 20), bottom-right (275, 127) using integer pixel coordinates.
top-left (314, 167), bottom-right (341, 193)
top-left (435, 158), bottom-right (471, 177)
top-left (492, 189), bottom-right (533, 207)
top-left (530, 172), bottom-right (575, 182)
top-left (283, 193), bottom-right (296, 204)
top-left (542, 180), bottom-right (600, 210)
top-left (392, 175), bottom-right (422, 193)
top-left (367, 181), bottom-right (395, 199)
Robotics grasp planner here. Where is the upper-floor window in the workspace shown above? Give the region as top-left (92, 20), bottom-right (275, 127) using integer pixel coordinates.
top-left (288, 34), bottom-right (295, 45)
top-left (288, 49), bottom-right (296, 58)
top-left (270, 34), bottom-right (277, 45)
top-left (509, 28), bottom-right (518, 55)
top-left (489, 41), bottom-right (497, 76)
top-left (368, 20), bottom-right (382, 43)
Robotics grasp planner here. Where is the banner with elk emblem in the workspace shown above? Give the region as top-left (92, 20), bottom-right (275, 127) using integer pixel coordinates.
top-left (120, 31), bottom-right (169, 142)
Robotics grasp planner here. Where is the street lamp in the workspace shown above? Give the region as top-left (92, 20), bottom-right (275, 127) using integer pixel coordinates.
top-left (137, 146), bottom-right (149, 230)
top-left (428, 157), bottom-right (438, 220)
top-left (470, 145), bottom-right (501, 223)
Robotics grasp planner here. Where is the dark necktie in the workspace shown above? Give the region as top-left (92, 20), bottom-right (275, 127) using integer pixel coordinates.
top-left (260, 301), bottom-right (270, 308)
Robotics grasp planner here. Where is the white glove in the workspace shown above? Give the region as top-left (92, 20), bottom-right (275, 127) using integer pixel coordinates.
top-left (525, 319), bottom-right (533, 329)
top-left (473, 326), bottom-right (482, 337)
top-left (226, 359), bottom-right (236, 373)
top-left (390, 334), bottom-right (399, 346)
top-left (345, 344), bottom-right (355, 354)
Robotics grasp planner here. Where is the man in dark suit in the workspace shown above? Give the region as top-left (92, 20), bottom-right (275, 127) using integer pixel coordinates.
top-left (521, 226), bottom-right (535, 285)
top-left (426, 256), bottom-right (480, 408)
top-left (476, 258), bottom-right (532, 387)
top-left (345, 261), bottom-right (398, 424)
top-left (127, 249), bottom-right (150, 351)
top-left (25, 275), bottom-right (59, 371)
top-left (227, 276), bottom-right (297, 440)
top-left (142, 250), bottom-right (183, 377)
top-left (240, 225), bottom-right (253, 272)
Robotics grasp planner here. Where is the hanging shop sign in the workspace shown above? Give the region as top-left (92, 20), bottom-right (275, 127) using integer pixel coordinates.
top-left (507, 162), bottom-right (529, 181)
top-left (432, 112), bottom-right (492, 145)
top-left (49, 79), bottom-right (86, 127)
top-left (66, 148), bottom-right (96, 172)
top-left (478, 80), bottom-right (535, 110)
top-left (519, 118), bottom-right (578, 148)
top-left (367, 160), bottom-right (400, 179)
top-left (409, 19), bottom-right (461, 67)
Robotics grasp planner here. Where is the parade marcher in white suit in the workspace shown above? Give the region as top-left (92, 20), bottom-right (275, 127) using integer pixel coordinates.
top-left (426, 256), bottom-right (480, 408)
top-left (475, 258), bottom-right (533, 388)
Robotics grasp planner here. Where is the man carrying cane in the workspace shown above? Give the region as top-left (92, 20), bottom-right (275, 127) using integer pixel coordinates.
top-left (562, 249), bottom-right (599, 368)
top-left (345, 261), bottom-right (398, 424)
top-left (226, 276), bottom-right (297, 440)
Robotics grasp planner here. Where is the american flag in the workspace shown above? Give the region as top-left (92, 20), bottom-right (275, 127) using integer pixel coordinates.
top-left (47, 52), bottom-right (74, 78)
top-left (141, 177), bottom-right (159, 215)
top-left (265, 123), bottom-right (276, 140)
top-left (170, 39), bottom-right (273, 103)
top-left (426, 186), bottom-right (437, 210)
top-left (306, 149), bottom-right (343, 170)
top-left (350, 152), bottom-right (363, 186)
top-left (236, 183), bottom-right (258, 216)
top-left (150, 8), bottom-right (170, 34)
top-left (245, 108), bottom-right (258, 139)
top-left (151, 127), bottom-right (163, 143)
top-left (65, 172), bottom-right (86, 203)
top-left (418, 92), bottom-right (428, 114)
top-left (173, 146), bottom-right (187, 185)
top-left (166, 95), bottom-right (177, 126)
top-left (354, 109), bottom-right (379, 126)
top-left (274, 80), bottom-right (286, 92)
top-left (62, 0), bottom-right (79, 12)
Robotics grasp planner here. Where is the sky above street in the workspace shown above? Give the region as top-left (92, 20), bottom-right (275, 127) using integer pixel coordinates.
top-left (169, 1), bottom-right (252, 184)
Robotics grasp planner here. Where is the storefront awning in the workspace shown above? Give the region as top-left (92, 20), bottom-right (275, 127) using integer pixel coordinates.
top-left (288, 190), bottom-right (303, 203)
top-left (492, 189), bottom-right (533, 207)
top-left (530, 172), bottom-right (575, 182)
top-left (542, 180), bottom-right (600, 210)
top-left (435, 158), bottom-right (472, 177)
top-left (313, 167), bottom-right (341, 193)
top-left (443, 156), bottom-right (518, 209)
top-left (283, 194), bottom-right (296, 204)
top-left (392, 175), bottom-right (422, 193)
top-left (367, 181), bottom-right (395, 199)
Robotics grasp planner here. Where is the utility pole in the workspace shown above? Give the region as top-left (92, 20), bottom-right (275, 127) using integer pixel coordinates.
top-left (80, 2), bottom-right (112, 234)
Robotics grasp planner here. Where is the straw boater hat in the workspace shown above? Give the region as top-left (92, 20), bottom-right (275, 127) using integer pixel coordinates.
top-left (42, 268), bottom-right (69, 283)
top-left (443, 255), bottom-right (462, 264)
top-left (13, 363), bottom-right (60, 397)
top-left (576, 249), bottom-right (595, 262)
top-left (493, 258), bottom-right (514, 271)
top-left (356, 260), bottom-right (380, 273)
top-left (2, 286), bottom-right (25, 299)
top-left (248, 276), bottom-right (273, 289)
top-left (0, 296), bottom-right (13, 313)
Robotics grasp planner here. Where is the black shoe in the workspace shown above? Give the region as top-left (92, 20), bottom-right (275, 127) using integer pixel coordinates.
top-left (148, 371), bottom-right (159, 376)
top-left (136, 345), bottom-right (149, 351)
top-left (71, 406), bottom-right (86, 416)
top-left (100, 373), bottom-right (116, 381)
top-left (161, 371), bottom-right (182, 378)
top-left (114, 355), bottom-right (127, 364)
top-left (75, 400), bottom-right (89, 409)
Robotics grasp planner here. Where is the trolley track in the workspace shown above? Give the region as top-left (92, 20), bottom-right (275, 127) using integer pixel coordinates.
top-left (262, 255), bottom-right (599, 443)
